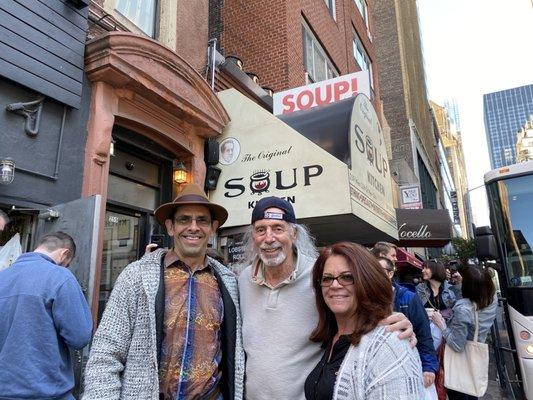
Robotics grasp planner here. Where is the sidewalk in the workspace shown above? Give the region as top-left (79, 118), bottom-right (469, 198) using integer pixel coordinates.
top-left (481, 380), bottom-right (508, 399)
top-left (481, 334), bottom-right (509, 400)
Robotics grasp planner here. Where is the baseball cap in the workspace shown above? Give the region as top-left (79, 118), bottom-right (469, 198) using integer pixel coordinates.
top-left (251, 197), bottom-right (296, 224)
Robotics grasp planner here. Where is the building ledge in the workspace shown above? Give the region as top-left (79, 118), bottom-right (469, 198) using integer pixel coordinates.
top-left (85, 32), bottom-right (230, 137)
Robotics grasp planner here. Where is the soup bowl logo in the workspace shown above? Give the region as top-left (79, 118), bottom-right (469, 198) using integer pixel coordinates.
top-left (250, 171), bottom-right (270, 195)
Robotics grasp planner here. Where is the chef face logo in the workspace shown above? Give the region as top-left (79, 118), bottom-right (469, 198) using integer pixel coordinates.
top-left (250, 171), bottom-right (270, 195)
top-left (219, 137), bottom-right (240, 165)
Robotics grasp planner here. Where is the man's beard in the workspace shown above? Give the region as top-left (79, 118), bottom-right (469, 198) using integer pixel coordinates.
top-left (258, 243), bottom-right (287, 267)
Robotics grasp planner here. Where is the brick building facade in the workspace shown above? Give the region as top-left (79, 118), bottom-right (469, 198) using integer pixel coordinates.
top-left (209, 0), bottom-right (379, 102)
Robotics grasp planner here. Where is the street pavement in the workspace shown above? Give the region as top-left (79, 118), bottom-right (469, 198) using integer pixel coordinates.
top-left (481, 334), bottom-right (509, 400)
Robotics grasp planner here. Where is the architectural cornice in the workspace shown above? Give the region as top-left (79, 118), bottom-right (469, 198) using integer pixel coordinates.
top-left (85, 32), bottom-right (230, 137)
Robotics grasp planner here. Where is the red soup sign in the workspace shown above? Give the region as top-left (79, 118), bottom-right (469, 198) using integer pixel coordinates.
top-left (273, 71), bottom-right (371, 116)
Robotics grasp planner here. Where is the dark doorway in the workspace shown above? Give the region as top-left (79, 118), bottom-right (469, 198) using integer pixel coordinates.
top-left (98, 128), bottom-right (174, 320)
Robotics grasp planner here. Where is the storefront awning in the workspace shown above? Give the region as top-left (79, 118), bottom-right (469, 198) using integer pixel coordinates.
top-left (395, 208), bottom-right (452, 247)
top-left (211, 89), bottom-right (398, 244)
top-left (300, 214), bottom-right (397, 247)
top-left (396, 247), bottom-right (423, 269)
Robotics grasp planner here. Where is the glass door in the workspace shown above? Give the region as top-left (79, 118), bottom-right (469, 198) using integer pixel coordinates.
top-left (97, 130), bottom-right (174, 321)
top-left (99, 210), bottom-right (142, 320)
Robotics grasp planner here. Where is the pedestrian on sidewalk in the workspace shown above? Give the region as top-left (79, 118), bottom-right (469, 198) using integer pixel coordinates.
top-left (416, 260), bottom-right (457, 399)
top-left (416, 260), bottom-right (457, 319)
top-left (431, 266), bottom-right (497, 400)
top-left (376, 256), bottom-right (439, 388)
top-left (82, 183), bottom-right (244, 400)
top-left (0, 232), bottom-right (92, 400)
top-left (370, 241), bottom-right (398, 264)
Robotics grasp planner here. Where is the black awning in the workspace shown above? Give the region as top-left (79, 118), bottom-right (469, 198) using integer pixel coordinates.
top-left (395, 208), bottom-right (452, 247)
top-left (278, 97), bottom-right (356, 168)
top-left (300, 213), bottom-right (397, 247)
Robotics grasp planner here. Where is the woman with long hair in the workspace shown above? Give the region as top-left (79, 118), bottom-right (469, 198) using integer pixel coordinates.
top-left (430, 266), bottom-right (497, 400)
top-left (304, 242), bottom-right (423, 400)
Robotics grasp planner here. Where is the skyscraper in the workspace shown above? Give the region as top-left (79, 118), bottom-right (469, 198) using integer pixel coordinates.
top-left (483, 84), bottom-right (533, 169)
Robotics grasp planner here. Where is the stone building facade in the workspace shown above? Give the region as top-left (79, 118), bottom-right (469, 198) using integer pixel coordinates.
top-left (373, 0), bottom-right (442, 210)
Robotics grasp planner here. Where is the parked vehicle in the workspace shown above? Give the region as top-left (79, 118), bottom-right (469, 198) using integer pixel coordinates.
top-left (475, 160), bottom-right (533, 400)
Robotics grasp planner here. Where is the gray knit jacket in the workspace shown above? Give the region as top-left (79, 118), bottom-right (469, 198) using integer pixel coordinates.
top-left (333, 326), bottom-right (423, 400)
top-left (82, 249), bottom-right (244, 400)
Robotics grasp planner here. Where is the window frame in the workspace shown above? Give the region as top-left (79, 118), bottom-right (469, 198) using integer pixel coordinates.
top-left (353, 0), bottom-right (368, 27)
top-left (324, 0), bottom-right (337, 20)
top-left (302, 21), bottom-right (339, 84)
top-left (114, 0), bottom-right (159, 38)
top-left (352, 29), bottom-right (374, 89)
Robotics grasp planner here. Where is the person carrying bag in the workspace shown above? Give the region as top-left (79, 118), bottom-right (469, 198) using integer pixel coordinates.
top-left (443, 308), bottom-right (488, 397)
top-left (430, 266), bottom-right (497, 400)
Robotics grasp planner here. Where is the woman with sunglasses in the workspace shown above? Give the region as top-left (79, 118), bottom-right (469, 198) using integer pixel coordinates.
top-left (304, 242), bottom-right (423, 400)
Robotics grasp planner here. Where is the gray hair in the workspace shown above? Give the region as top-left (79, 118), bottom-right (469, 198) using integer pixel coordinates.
top-left (240, 222), bottom-right (318, 268)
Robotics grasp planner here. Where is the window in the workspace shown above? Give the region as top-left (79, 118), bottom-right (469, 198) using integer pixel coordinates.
top-left (302, 23), bottom-right (338, 83)
top-left (417, 153), bottom-right (438, 210)
top-left (324, 0), bottom-right (336, 19)
top-left (352, 31), bottom-right (373, 88)
top-left (503, 147), bottom-right (514, 165)
top-left (354, 0), bottom-right (368, 27)
top-left (116, 0), bottom-right (157, 37)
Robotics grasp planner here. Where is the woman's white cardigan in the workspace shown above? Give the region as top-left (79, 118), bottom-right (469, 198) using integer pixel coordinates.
top-left (333, 326), bottom-right (424, 400)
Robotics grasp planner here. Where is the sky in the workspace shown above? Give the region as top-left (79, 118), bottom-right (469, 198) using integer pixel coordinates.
top-left (417, 0), bottom-right (533, 227)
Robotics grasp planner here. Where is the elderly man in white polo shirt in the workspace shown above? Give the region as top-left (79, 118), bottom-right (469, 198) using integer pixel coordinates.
top-left (238, 196), bottom-right (414, 400)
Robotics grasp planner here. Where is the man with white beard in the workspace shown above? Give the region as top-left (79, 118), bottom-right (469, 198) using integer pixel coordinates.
top-left (238, 197), bottom-right (414, 400)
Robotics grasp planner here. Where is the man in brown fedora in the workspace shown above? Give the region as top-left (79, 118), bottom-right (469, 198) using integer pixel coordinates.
top-left (83, 183), bottom-right (244, 400)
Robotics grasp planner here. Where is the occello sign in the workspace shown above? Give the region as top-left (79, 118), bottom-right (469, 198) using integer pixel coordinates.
top-left (395, 209), bottom-right (452, 247)
top-left (398, 223), bottom-right (431, 239)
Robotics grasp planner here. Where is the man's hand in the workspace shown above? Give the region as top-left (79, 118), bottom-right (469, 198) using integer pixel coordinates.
top-left (382, 312), bottom-right (416, 348)
top-left (144, 243), bottom-right (158, 254)
top-left (423, 372), bottom-right (435, 388)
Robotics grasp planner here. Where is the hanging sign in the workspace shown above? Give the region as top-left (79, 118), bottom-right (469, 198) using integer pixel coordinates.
top-left (400, 184), bottom-right (423, 209)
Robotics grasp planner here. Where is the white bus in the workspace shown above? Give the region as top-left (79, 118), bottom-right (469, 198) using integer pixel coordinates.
top-left (477, 160), bottom-right (533, 399)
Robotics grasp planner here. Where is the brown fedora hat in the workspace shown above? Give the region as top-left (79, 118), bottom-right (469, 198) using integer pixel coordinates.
top-left (154, 183), bottom-right (228, 227)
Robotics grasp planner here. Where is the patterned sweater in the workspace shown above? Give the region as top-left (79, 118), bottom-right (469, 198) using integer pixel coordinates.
top-left (333, 326), bottom-right (423, 400)
top-left (82, 249), bottom-right (244, 400)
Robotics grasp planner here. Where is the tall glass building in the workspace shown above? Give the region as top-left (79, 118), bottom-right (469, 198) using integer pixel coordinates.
top-left (483, 84), bottom-right (533, 169)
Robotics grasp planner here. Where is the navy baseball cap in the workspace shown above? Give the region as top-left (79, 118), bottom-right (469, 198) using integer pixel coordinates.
top-left (251, 197), bottom-right (296, 224)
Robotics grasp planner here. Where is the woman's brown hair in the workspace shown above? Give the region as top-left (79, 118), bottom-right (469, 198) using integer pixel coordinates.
top-left (423, 260), bottom-right (447, 282)
top-left (309, 242), bottom-right (393, 347)
top-left (461, 266), bottom-right (496, 309)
